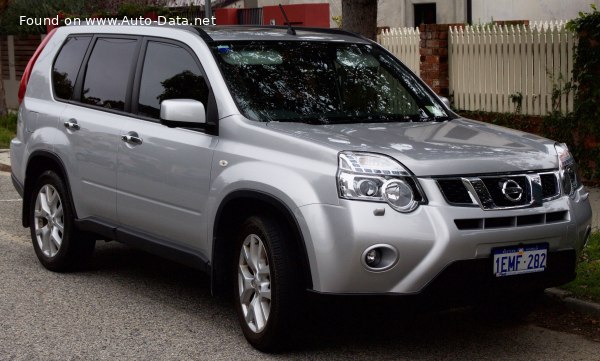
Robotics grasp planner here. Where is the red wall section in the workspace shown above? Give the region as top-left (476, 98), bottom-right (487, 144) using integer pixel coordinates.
top-left (215, 8), bottom-right (239, 25)
top-left (262, 4), bottom-right (330, 28)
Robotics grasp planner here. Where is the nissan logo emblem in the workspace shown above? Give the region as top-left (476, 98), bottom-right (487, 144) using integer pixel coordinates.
top-left (500, 179), bottom-right (523, 202)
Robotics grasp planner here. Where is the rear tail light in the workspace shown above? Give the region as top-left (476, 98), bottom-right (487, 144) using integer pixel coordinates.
top-left (18, 28), bottom-right (58, 104)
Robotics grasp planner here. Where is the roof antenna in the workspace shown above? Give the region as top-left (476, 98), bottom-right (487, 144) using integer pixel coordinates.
top-left (278, 4), bottom-right (296, 35)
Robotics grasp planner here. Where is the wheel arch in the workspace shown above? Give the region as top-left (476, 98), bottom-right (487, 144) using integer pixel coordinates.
top-left (22, 150), bottom-right (76, 228)
top-left (211, 190), bottom-right (313, 296)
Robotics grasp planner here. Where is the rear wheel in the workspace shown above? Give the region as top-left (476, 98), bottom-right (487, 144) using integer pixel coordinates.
top-left (233, 215), bottom-right (303, 352)
top-left (29, 171), bottom-right (95, 271)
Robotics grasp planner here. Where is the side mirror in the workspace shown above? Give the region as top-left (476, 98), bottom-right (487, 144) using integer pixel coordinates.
top-left (439, 96), bottom-right (451, 109)
top-left (160, 99), bottom-right (206, 128)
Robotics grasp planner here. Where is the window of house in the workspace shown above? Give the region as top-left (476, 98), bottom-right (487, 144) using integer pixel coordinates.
top-left (414, 3), bottom-right (436, 26)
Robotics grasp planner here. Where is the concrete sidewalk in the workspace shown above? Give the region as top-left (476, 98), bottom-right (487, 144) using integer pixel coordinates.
top-left (0, 149), bottom-right (10, 173)
top-left (0, 149), bottom-right (8, 167)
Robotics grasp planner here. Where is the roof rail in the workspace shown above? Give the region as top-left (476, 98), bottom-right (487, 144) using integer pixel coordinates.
top-left (194, 24), bottom-right (369, 43)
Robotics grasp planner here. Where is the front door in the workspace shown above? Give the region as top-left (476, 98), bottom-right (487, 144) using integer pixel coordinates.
top-left (116, 39), bottom-right (216, 252)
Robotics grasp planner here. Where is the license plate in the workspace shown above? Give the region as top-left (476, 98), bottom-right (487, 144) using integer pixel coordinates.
top-left (492, 244), bottom-right (548, 277)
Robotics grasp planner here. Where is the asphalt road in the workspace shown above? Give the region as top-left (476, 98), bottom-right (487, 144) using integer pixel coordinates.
top-left (0, 171), bottom-right (599, 360)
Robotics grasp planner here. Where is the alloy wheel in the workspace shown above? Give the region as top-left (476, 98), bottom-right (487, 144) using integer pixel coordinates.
top-left (238, 233), bottom-right (272, 333)
top-left (33, 184), bottom-right (64, 258)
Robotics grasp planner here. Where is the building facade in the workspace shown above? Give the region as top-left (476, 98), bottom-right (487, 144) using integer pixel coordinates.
top-left (210, 0), bottom-right (600, 28)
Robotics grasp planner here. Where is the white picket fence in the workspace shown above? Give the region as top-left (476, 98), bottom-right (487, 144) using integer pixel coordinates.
top-left (377, 27), bottom-right (421, 76)
top-left (449, 21), bottom-right (575, 115)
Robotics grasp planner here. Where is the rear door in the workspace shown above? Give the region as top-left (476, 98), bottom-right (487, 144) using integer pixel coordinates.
top-left (58, 36), bottom-right (140, 223)
top-left (115, 38), bottom-right (217, 253)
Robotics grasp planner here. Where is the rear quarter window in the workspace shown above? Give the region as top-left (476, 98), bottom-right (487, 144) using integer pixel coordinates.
top-left (52, 36), bottom-right (91, 100)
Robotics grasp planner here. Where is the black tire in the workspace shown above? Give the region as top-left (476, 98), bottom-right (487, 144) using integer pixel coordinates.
top-left (232, 214), bottom-right (303, 352)
top-left (29, 170), bottom-right (95, 272)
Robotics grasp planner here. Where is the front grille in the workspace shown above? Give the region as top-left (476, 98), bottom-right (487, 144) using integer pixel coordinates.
top-left (437, 179), bottom-right (472, 204)
top-left (436, 171), bottom-right (562, 210)
top-left (454, 211), bottom-right (569, 230)
top-left (540, 173), bottom-right (559, 199)
top-left (481, 176), bottom-right (530, 207)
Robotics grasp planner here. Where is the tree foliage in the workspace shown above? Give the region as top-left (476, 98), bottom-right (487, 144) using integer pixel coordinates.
top-left (0, 0), bottom-right (169, 34)
top-left (1, 0), bottom-right (84, 34)
top-left (566, 4), bottom-right (600, 123)
top-left (561, 4), bottom-right (600, 180)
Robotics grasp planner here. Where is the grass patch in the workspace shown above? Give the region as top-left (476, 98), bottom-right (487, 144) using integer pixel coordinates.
top-left (0, 113), bottom-right (17, 148)
top-left (561, 232), bottom-right (600, 303)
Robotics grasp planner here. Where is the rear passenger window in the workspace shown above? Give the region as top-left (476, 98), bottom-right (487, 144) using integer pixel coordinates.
top-left (52, 36), bottom-right (91, 100)
top-left (138, 41), bottom-right (209, 119)
top-left (82, 38), bottom-right (138, 111)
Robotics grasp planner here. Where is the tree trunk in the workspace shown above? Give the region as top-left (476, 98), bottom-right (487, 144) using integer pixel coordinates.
top-left (0, 44), bottom-right (6, 116)
top-left (0, 0), bottom-right (7, 116)
top-left (342, 0), bottom-right (378, 40)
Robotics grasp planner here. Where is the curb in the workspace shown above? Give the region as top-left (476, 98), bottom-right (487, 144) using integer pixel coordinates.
top-left (545, 288), bottom-right (600, 318)
top-left (0, 149), bottom-right (11, 172)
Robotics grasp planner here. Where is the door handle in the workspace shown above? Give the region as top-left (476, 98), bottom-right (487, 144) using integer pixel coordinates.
top-left (63, 119), bottom-right (80, 131)
top-left (120, 132), bottom-right (143, 145)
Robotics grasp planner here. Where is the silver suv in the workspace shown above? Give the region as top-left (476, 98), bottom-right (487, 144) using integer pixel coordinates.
top-left (10, 24), bottom-right (593, 351)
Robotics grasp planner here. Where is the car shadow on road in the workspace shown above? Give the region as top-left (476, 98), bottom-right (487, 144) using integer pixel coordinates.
top-left (81, 241), bottom-right (534, 354)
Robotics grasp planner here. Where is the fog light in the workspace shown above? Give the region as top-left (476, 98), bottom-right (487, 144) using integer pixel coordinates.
top-left (361, 244), bottom-right (399, 272)
top-left (365, 249), bottom-right (382, 267)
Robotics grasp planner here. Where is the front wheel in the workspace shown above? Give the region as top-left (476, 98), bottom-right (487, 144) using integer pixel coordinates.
top-left (29, 171), bottom-right (95, 271)
top-left (233, 215), bottom-right (303, 352)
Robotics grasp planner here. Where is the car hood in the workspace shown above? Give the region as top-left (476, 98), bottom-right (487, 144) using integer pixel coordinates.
top-left (266, 118), bottom-right (558, 176)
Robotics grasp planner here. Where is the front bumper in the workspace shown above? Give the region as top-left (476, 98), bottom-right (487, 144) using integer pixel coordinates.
top-left (296, 179), bottom-right (592, 294)
top-left (307, 249), bottom-right (576, 310)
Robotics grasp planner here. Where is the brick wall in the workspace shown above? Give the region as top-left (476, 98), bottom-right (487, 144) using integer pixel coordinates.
top-left (418, 24), bottom-right (460, 97)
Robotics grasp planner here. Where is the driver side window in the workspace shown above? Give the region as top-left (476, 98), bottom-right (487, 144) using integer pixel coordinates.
top-left (137, 41), bottom-right (209, 119)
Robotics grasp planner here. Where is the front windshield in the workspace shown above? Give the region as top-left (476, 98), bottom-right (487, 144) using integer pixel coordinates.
top-left (212, 41), bottom-right (450, 124)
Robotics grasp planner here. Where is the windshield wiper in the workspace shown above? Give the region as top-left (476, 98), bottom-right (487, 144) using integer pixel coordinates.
top-left (418, 115), bottom-right (451, 122)
top-left (272, 117), bottom-right (327, 125)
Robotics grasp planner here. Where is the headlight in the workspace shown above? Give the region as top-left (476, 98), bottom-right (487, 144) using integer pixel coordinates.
top-left (555, 143), bottom-right (581, 196)
top-left (337, 152), bottom-right (423, 212)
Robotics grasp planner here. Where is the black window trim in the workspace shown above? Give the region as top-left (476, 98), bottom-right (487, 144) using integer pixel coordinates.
top-left (53, 33), bottom-right (218, 136)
